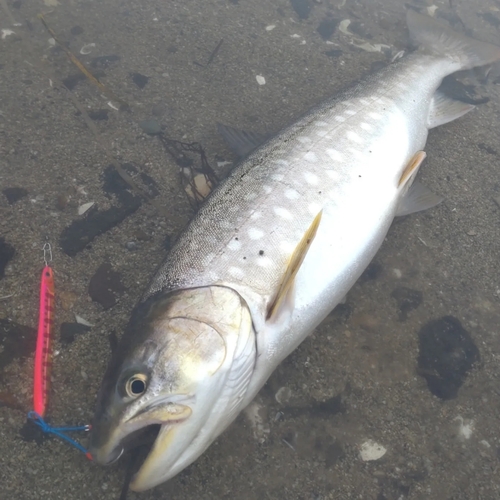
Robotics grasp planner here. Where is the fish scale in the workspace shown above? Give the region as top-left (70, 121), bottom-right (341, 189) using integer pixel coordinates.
top-left (144, 54), bottom-right (446, 315)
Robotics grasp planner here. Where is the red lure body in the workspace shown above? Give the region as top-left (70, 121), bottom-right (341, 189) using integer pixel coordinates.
top-left (33, 265), bottom-right (55, 417)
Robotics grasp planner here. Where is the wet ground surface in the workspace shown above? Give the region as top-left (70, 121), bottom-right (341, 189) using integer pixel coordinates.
top-left (1, 0), bottom-right (500, 498)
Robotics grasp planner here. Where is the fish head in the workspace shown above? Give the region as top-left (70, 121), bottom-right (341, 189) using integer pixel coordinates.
top-left (89, 286), bottom-right (256, 491)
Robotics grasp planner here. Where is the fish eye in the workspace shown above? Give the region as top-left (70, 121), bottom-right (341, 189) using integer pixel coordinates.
top-left (125, 374), bottom-right (148, 398)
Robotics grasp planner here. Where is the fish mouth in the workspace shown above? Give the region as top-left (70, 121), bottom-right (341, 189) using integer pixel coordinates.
top-left (90, 401), bottom-right (192, 469)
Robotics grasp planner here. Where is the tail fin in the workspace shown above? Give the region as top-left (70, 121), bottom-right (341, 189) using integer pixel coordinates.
top-left (407, 10), bottom-right (500, 70)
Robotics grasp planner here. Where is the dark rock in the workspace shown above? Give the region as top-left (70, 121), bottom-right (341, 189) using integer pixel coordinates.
top-left (391, 286), bottom-right (423, 321)
top-left (131, 72), bottom-right (150, 89)
top-left (3, 187), bottom-right (28, 204)
top-left (0, 318), bottom-right (36, 374)
top-left (88, 109), bottom-right (109, 121)
top-left (317, 17), bottom-right (339, 40)
top-left (59, 322), bottom-right (91, 344)
top-left (417, 316), bottom-right (480, 400)
top-left (88, 262), bottom-right (126, 310)
top-left (0, 238), bottom-right (15, 279)
top-left (290, 0), bottom-right (311, 20)
top-left (102, 164), bottom-right (159, 202)
top-left (59, 199), bottom-right (141, 256)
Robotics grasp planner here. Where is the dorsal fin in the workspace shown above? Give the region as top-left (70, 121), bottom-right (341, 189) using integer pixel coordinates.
top-left (217, 123), bottom-right (267, 158)
top-left (267, 211), bottom-right (322, 321)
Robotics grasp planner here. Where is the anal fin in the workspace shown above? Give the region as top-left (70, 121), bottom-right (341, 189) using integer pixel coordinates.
top-left (267, 211), bottom-right (322, 321)
top-left (428, 91), bottom-right (475, 129)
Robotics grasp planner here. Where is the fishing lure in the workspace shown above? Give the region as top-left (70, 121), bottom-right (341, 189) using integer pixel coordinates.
top-left (29, 243), bottom-right (92, 459)
top-left (33, 243), bottom-right (54, 417)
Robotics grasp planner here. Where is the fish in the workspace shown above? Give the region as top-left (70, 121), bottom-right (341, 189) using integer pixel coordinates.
top-left (89, 10), bottom-right (500, 491)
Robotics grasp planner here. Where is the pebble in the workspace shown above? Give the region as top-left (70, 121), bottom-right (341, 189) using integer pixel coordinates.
top-left (275, 386), bottom-right (292, 404)
top-left (126, 241), bottom-right (138, 251)
top-left (359, 439), bottom-right (387, 461)
top-left (78, 201), bottom-right (95, 215)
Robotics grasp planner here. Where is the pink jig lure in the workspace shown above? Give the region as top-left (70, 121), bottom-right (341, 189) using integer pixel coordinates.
top-left (33, 245), bottom-right (55, 418)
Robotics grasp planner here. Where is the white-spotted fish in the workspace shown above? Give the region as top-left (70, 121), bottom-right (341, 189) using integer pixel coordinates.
top-left (89, 11), bottom-right (500, 491)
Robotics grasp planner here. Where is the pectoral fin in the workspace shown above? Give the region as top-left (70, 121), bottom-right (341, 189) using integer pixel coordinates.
top-left (398, 150), bottom-right (426, 188)
top-left (267, 211), bottom-right (322, 321)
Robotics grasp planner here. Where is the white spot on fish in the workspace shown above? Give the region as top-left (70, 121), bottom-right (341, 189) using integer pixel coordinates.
top-left (250, 211), bottom-right (262, 220)
top-left (228, 239), bottom-right (242, 251)
top-left (326, 169), bottom-right (340, 181)
top-left (248, 227), bottom-right (264, 240)
top-left (369, 112), bottom-right (382, 120)
top-left (272, 173), bottom-right (284, 182)
top-left (303, 151), bottom-right (318, 163)
top-left (360, 122), bottom-right (372, 131)
top-left (308, 202), bottom-right (322, 215)
top-left (359, 99), bottom-right (370, 105)
top-left (256, 75), bottom-right (266, 85)
top-left (344, 109), bottom-right (356, 116)
top-left (274, 207), bottom-right (293, 220)
top-left (326, 148), bottom-right (342, 161)
top-left (396, 82), bottom-right (407, 89)
top-left (303, 171), bottom-right (319, 185)
top-left (316, 130), bottom-right (328, 137)
top-left (285, 189), bottom-right (300, 200)
top-left (229, 266), bottom-right (245, 279)
top-left (347, 131), bottom-right (362, 143)
top-left (315, 121), bottom-right (328, 127)
top-left (334, 115), bottom-right (346, 123)
top-left (263, 185), bottom-right (272, 194)
top-left (298, 136), bottom-right (312, 144)
top-left (257, 256), bottom-right (273, 268)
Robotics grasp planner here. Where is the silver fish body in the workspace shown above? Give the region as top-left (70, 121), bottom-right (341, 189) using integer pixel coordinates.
top-left (89, 11), bottom-right (500, 491)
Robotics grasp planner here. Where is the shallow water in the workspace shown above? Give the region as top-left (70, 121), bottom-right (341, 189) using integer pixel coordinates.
top-left (1, 0), bottom-right (500, 498)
